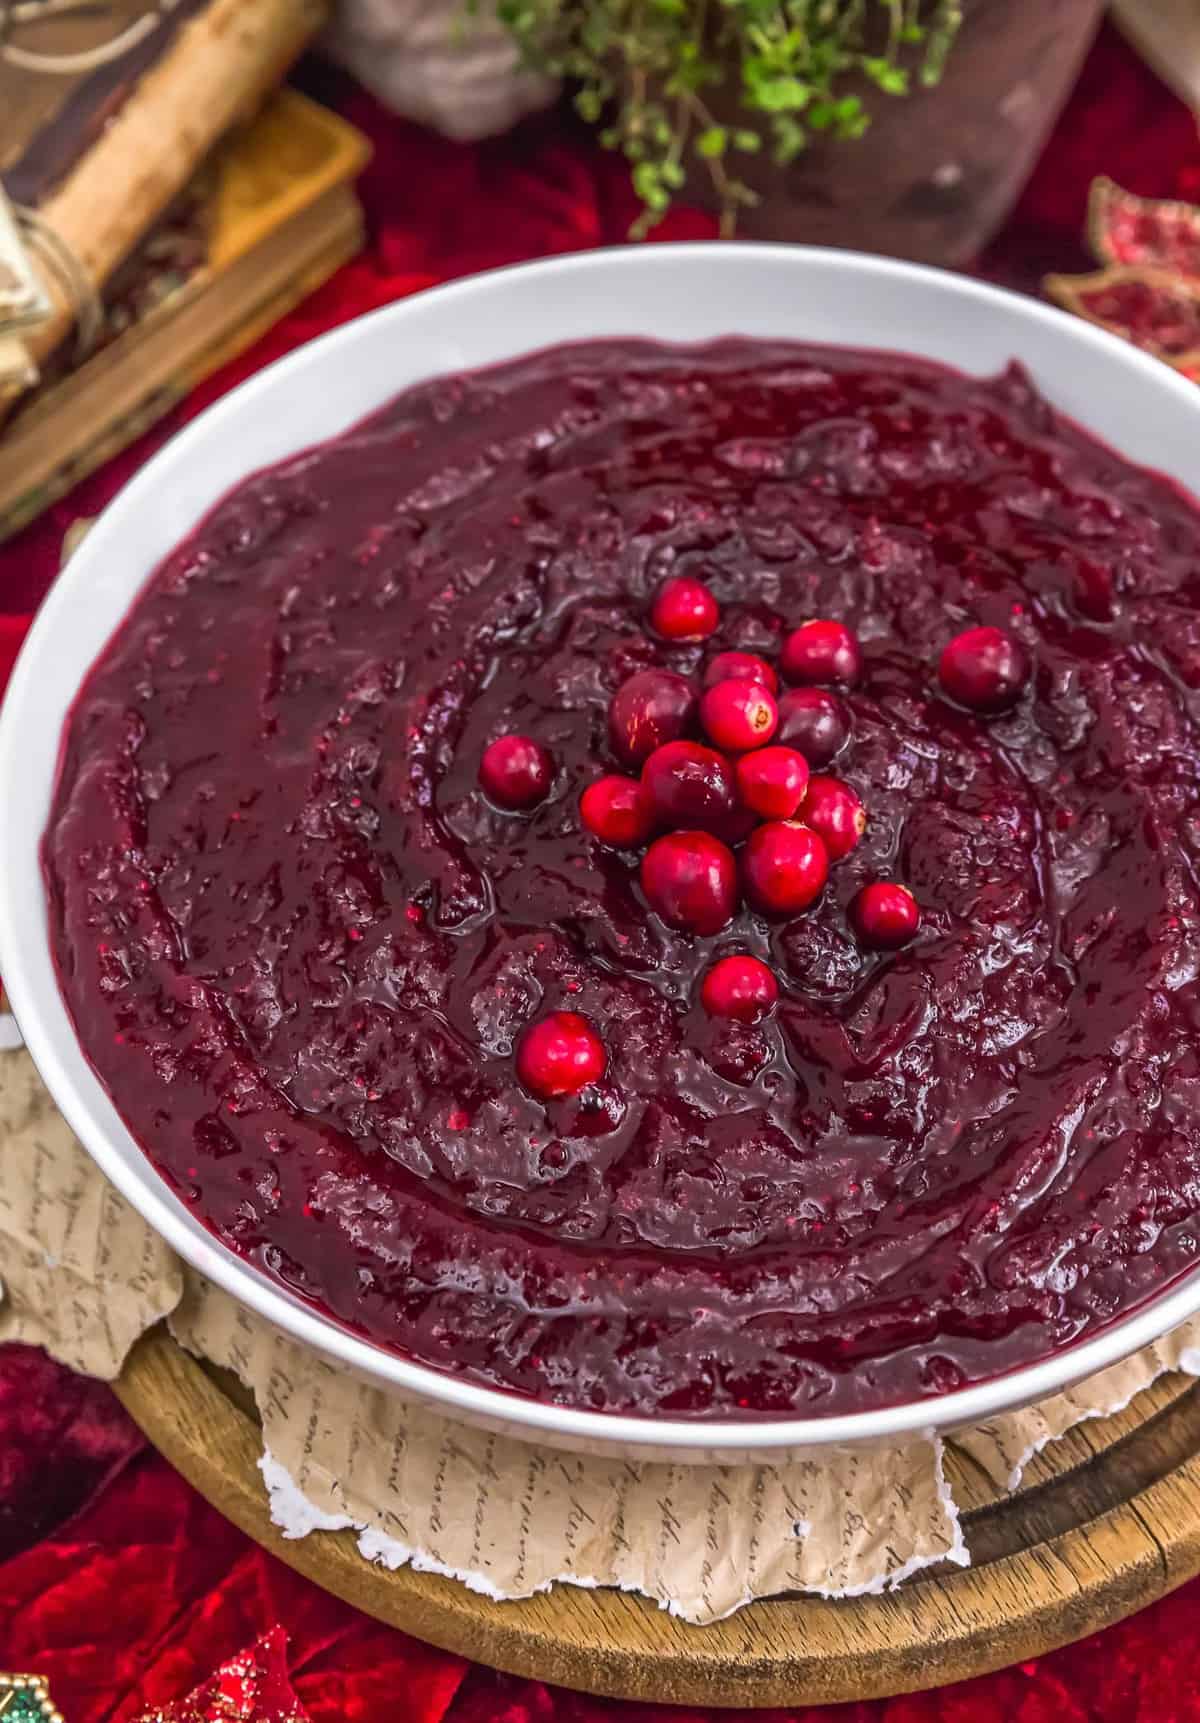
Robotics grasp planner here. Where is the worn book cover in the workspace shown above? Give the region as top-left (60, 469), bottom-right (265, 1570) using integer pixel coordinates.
top-left (1, 0), bottom-right (328, 392)
top-left (0, 88), bottom-right (369, 539)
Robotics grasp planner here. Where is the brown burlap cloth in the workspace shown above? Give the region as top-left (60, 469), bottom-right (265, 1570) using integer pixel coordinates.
top-left (3, 1039), bottom-right (1198, 1624)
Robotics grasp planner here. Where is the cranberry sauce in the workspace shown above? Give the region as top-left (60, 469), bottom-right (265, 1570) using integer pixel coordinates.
top-left (43, 339), bottom-right (1200, 1417)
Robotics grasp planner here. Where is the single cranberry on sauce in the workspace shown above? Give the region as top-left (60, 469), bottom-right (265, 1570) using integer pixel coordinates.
top-left (704, 651), bottom-right (778, 693)
top-left (517, 1010), bottom-right (607, 1100)
top-left (799, 775), bottom-right (866, 861)
top-left (700, 678), bottom-right (779, 753)
top-left (776, 687), bottom-right (852, 768)
top-left (650, 575), bottom-right (720, 641)
top-left (736, 745), bottom-right (810, 819)
top-left (641, 740), bottom-right (737, 833)
top-left (479, 735), bottom-right (553, 810)
top-left (701, 954), bottom-right (779, 1023)
top-left (609, 668), bottom-right (697, 767)
top-left (781, 619), bottom-right (863, 688)
top-left (641, 829), bottom-right (737, 935)
top-left (850, 881), bottom-right (920, 949)
top-left (937, 625), bottom-right (1030, 714)
top-left (580, 775), bottom-right (654, 848)
top-left (742, 821), bottom-right (829, 916)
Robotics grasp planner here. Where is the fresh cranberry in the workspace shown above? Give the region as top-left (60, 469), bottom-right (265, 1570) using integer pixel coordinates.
top-left (609, 668), bottom-right (697, 766)
top-left (479, 735), bottom-right (553, 810)
top-left (776, 688), bottom-right (852, 767)
top-left (701, 954), bottom-right (779, 1023)
top-left (937, 626), bottom-right (1030, 713)
top-left (799, 775), bottom-right (866, 861)
top-left (700, 678), bottom-right (779, 753)
top-left (580, 775), bottom-right (654, 848)
top-left (742, 821), bottom-right (829, 916)
top-left (641, 740), bottom-right (737, 833)
top-left (704, 651), bottom-right (778, 693)
top-left (641, 830), bottom-right (737, 935)
top-left (516, 1010), bottom-right (607, 1099)
top-left (650, 575), bottom-right (720, 641)
top-left (716, 802), bottom-right (761, 847)
top-left (850, 881), bottom-right (921, 948)
top-left (781, 619), bottom-right (863, 688)
top-left (735, 746), bottom-right (810, 819)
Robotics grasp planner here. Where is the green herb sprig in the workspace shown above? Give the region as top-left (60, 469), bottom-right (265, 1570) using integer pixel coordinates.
top-left (491, 0), bottom-right (962, 236)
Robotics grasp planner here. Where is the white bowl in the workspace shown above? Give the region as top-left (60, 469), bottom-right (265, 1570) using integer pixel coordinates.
top-left (5, 244), bottom-right (1200, 1465)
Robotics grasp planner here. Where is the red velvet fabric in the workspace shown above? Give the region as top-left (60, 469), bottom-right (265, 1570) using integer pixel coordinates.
top-left (3, 21), bottom-right (1200, 1719)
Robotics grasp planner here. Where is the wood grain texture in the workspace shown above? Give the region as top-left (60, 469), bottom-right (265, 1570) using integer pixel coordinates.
top-left (114, 1328), bottom-right (1200, 1707)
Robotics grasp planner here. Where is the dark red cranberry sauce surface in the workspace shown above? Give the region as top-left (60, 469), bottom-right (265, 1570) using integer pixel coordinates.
top-left (43, 339), bottom-right (1200, 1419)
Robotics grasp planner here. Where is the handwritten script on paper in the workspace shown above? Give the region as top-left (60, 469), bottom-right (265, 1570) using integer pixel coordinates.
top-left (3, 1043), bottom-right (1200, 1619)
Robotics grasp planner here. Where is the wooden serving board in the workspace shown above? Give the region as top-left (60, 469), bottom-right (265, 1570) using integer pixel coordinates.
top-left (114, 1327), bottom-right (1200, 1708)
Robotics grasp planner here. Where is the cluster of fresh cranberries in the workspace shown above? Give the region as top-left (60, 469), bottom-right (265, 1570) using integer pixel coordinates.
top-left (480, 575), bottom-right (1030, 1100)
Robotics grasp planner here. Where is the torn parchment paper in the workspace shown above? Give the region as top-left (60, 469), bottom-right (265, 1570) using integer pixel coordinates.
top-left (0, 1047), bottom-right (182, 1375)
top-left (3, 1041), bottom-right (1199, 1621)
top-left (169, 1270), bottom-right (964, 1622)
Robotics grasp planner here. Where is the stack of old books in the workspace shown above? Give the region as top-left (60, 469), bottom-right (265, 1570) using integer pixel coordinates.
top-left (0, 0), bottom-right (371, 541)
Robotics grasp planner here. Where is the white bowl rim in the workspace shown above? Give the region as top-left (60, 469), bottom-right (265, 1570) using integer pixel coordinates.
top-left (6, 240), bottom-right (1200, 1454)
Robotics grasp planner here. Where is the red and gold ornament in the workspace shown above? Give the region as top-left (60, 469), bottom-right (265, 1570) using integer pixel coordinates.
top-left (132, 1629), bottom-right (307, 1723)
